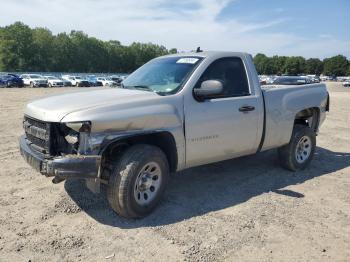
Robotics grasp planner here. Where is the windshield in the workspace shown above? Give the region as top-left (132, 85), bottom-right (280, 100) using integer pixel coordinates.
top-left (30, 75), bottom-right (42, 79)
top-left (122, 56), bottom-right (202, 94)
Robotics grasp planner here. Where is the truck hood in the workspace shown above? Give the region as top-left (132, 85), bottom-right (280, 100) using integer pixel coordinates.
top-left (25, 88), bottom-right (159, 122)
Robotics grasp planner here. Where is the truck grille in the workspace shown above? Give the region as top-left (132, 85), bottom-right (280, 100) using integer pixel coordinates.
top-left (23, 116), bottom-right (52, 155)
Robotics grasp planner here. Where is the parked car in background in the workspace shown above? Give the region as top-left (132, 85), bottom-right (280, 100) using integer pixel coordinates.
top-left (87, 76), bottom-right (103, 87)
top-left (259, 75), bottom-right (276, 85)
top-left (313, 76), bottom-right (320, 83)
top-left (96, 77), bottom-right (117, 86)
top-left (343, 80), bottom-right (350, 87)
top-left (337, 76), bottom-right (350, 82)
top-left (0, 74), bottom-right (24, 87)
top-left (62, 75), bottom-right (90, 87)
top-left (61, 78), bottom-right (72, 87)
top-left (273, 76), bottom-right (312, 85)
top-left (20, 74), bottom-right (48, 87)
top-left (110, 75), bottom-right (123, 85)
top-left (44, 76), bottom-right (64, 87)
top-left (306, 75), bottom-right (320, 83)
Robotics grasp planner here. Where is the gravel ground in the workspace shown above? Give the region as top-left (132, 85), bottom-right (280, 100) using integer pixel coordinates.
top-left (0, 82), bottom-right (349, 262)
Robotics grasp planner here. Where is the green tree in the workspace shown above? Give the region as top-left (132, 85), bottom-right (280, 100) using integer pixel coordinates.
top-left (51, 32), bottom-right (75, 72)
top-left (323, 55), bottom-right (349, 76)
top-left (271, 55), bottom-right (287, 75)
top-left (169, 48), bottom-right (178, 54)
top-left (283, 56), bottom-right (306, 75)
top-left (253, 53), bottom-right (274, 74)
top-left (0, 22), bottom-right (35, 71)
top-left (305, 58), bottom-right (323, 75)
top-left (31, 27), bottom-right (55, 71)
top-left (105, 40), bottom-right (124, 73)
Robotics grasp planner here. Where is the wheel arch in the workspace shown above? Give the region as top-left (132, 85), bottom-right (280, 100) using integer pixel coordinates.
top-left (294, 107), bottom-right (320, 132)
top-left (100, 131), bottom-right (178, 173)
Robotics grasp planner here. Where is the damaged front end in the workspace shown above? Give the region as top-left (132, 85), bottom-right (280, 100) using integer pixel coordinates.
top-left (19, 117), bottom-right (103, 192)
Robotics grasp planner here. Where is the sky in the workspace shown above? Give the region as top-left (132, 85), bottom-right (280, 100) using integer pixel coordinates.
top-left (0, 0), bottom-right (349, 58)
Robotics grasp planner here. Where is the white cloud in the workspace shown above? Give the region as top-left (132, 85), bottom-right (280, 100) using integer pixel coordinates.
top-left (0, 0), bottom-right (349, 58)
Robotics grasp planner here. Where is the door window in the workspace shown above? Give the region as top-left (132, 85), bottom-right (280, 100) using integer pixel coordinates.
top-left (196, 57), bottom-right (250, 98)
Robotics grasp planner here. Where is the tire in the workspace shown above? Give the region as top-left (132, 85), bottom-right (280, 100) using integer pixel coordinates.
top-left (278, 124), bottom-right (316, 171)
top-left (48, 83), bottom-right (52, 88)
top-left (107, 144), bottom-right (169, 218)
top-left (7, 82), bottom-right (12, 88)
top-left (30, 82), bottom-right (34, 88)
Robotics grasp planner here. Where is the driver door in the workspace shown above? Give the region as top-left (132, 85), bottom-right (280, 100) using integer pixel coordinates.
top-left (184, 57), bottom-right (261, 167)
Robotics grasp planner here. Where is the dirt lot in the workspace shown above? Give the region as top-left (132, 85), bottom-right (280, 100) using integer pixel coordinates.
top-left (0, 82), bottom-right (349, 262)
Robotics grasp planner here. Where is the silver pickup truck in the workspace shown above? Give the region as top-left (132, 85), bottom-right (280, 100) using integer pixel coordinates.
top-left (20, 51), bottom-right (329, 218)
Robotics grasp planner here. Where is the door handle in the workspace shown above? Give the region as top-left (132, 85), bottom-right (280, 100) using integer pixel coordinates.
top-left (239, 105), bottom-right (255, 112)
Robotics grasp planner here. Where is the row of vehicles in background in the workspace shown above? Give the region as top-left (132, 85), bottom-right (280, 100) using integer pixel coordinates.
top-left (1, 72), bottom-right (349, 88)
top-left (259, 74), bottom-right (350, 87)
top-left (259, 75), bottom-right (319, 86)
top-left (0, 74), bottom-right (127, 88)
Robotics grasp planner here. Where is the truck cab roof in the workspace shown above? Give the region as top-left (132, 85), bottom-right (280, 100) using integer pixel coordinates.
top-left (162, 51), bottom-right (251, 59)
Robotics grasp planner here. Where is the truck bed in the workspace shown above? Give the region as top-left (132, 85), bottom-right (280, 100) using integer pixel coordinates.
top-left (260, 83), bottom-right (328, 151)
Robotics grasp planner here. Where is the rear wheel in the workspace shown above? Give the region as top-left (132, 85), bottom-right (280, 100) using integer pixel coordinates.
top-left (106, 144), bottom-right (169, 218)
top-left (278, 124), bottom-right (316, 171)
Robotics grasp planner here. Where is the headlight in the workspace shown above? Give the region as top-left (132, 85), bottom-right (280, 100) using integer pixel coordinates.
top-left (65, 121), bottom-right (92, 154)
top-left (65, 131), bottom-right (79, 145)
top-left (66, 121), bottom-right (91, 132)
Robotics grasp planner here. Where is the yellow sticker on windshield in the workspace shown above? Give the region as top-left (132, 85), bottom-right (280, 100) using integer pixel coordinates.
top-left (176, 58), bottom-right (199, 64)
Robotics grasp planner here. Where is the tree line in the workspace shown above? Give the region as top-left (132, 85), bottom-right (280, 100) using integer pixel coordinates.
top-left (0, 22), bottom-right (177, 73)
top-left (254, 53), bottom-right (350, 76)
top-left (0, 22), bottom-right (349, 76)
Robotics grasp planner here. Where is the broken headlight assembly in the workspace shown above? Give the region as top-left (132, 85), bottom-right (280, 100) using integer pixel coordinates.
top-left (65, 121), bottom-right (92, 154)
top-left (62, 121), bottom-right (105, 155)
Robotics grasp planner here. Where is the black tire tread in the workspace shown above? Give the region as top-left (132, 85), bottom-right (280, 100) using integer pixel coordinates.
top-left (278, 124), bottom-right (316, 171)
top-left (106, 144), bottom-right (169, 218)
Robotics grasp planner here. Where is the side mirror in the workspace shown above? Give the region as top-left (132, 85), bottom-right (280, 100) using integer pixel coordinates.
top-left (193, 80), bottom-right (223, 99)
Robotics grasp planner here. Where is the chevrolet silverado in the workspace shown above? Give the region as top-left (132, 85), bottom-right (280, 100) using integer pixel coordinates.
top-left (20, 51), bottom-right (329, 218)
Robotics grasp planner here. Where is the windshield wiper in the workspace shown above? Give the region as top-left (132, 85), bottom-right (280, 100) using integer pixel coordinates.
top-left (124, 85), bottom-right (154, 92)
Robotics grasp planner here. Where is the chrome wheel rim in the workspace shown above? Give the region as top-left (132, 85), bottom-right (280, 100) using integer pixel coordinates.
top-left (134, 162), bottom-right (162, 205)
top-left (295, 136), bottom-right (312, 164)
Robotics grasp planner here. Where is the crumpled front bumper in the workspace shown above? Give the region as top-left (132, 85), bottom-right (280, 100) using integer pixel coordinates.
top-left (19, 135), bottom-right (101, 180)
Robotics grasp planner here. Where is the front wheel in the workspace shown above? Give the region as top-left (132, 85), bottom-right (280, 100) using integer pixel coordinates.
top-left (107, 144), bottom-right (169, 218)
top-left (278, 124), bottom-right (316, 171)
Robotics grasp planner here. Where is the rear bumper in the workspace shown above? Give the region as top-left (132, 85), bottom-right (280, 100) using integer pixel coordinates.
top-left (19, 135), bottom-right (101, 180)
